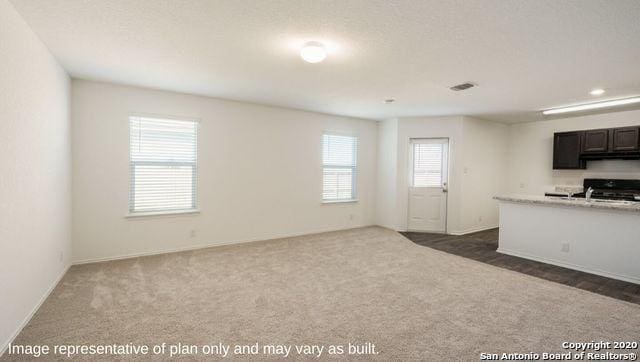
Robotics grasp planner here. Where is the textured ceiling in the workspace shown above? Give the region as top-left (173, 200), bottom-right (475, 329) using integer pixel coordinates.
top-left (9, 0), bottom-right (640, 122)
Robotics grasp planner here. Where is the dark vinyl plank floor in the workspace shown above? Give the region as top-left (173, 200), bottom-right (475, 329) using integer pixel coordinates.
top-left (400, 228), bottom-right (640, 305)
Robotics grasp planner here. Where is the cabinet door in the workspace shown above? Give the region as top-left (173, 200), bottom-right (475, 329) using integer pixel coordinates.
top-left (611, 127), bottom-right (640, 152)
top-left (582, 129), bottom-right (609, 153)
top-left (553, 132), bottom-right (585, 169)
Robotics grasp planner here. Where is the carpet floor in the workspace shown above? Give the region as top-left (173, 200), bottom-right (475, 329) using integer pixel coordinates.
top-left (4, 227), bottom-right (640, 360)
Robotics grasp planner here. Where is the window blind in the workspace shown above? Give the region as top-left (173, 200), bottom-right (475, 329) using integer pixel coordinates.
top-left (322, 134), bottom-right (358, 201)
top-left (412, 141), bottom-right (445, 187)
top-left (129, 116), bottom-right (198, 213)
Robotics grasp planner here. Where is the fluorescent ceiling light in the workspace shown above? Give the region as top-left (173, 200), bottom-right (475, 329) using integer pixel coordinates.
top-left (300, 41), bottom-right (327, 63)
top-left (589, 88), bottom-right (605, 96)
top-left (542, 97), bottom-right (640, 115)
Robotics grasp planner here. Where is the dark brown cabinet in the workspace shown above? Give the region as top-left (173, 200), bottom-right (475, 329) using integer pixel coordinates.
top-left (582, 129), bottom-right (609, 153)
top-left (611, 127), bottom-right (640, 152)
top-left (553, 125), bottom-right (640, 169)
top-left (553, 131), bottom-right (585, 169)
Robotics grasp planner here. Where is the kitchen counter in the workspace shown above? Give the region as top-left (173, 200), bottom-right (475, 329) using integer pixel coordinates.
top-left (494, 194), bottom-right (640, 213)
top-left (495, 195), bottom-right (640, 284)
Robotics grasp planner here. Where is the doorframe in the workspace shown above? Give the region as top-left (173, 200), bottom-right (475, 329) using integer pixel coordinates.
top-left (406, 137), bottom-right (450, 234)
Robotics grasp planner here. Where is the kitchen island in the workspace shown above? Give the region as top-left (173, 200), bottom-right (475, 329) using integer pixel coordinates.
top-left (494, 195), bottom-right (640, 284)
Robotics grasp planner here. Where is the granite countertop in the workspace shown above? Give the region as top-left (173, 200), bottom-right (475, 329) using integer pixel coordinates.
top-left (494, 194), bottom-right (640, 213)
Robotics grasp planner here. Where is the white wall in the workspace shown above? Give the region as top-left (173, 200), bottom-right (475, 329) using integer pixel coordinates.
top-left (459, 117), bottom-right (508, 234)
top-left (72, 80), bottom-right (378, 263)
top-left (507, 109), bottom-right (640, 195)
top-left (0, 0), bottom-right (71, 354)
top-left (375, 118), bottom-right (398, 229)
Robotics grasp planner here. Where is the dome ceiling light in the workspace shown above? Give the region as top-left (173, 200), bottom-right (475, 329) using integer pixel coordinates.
top-left (300, 41), bottom-right (327, 63)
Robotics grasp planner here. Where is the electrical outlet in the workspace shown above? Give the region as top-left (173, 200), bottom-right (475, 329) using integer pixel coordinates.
top-left (349, 214), bottom-right (355, 221)
top-left (478, 216), bottom-right (483, 222)
top-left (189, 229), bottom-right (196, 238)
top-left (519, 182), bottom-right (525, 189)
top-left (561, 242), bottom-right (570, 252)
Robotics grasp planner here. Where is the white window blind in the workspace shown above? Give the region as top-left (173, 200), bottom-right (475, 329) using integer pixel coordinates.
top-left (129, 116), bottom-right (198, 214)
top-left (322, 134), bottom-right (358, 201)
top-left (412, 140), bottom-right (447, 187)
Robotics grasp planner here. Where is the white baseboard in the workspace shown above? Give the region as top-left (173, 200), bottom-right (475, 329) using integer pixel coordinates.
top-left (394, 225), bottom-right (497, 236)
top-left (497, 247), bottom-right (640, 285)
top-left (73, 224), bottom-right (375, 265)
top-left (0, 263), bottom-right (71, 358)
top-left (376, 223), bottom-right (401, 232)
top-left (448, 224), bottom-right (498, 236)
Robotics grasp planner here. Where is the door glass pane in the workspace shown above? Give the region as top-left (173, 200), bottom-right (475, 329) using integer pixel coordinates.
top-left (413, 143), bottom-right (443, 187)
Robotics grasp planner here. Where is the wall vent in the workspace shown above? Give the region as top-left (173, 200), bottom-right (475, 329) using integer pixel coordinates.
top-left (449, 82), bottom-right (476, 91)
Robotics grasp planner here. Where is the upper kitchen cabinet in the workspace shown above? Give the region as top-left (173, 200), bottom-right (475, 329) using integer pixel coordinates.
top-left (553, 125), bottom-right (640, 169)
top-left (611, 126), bottom-right (640, 152)
top-left (581, 129), bottom-right (609, 153)
top-left (553, 131), bottom-right (585, 169)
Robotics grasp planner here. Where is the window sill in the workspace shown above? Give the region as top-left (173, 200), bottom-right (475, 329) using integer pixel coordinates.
top-left (322, 199), bottom-right (358, 204)
top-left (125, 209), bottom-right (200, 219)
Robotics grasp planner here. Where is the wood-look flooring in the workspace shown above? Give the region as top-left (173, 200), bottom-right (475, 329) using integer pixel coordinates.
top-left (400, 228), bottom-right (640, 305)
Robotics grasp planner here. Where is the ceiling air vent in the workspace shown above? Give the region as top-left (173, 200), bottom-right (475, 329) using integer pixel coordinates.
top-left (449, 82), bottom-right (476, 91)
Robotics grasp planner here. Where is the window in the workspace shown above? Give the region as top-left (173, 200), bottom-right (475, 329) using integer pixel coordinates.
top-left (411, 139), bottom-right (448, 187)
top-left (322, 133), bottom-right (358, 202)
top-left (129, 116), bottom-right (198, 214)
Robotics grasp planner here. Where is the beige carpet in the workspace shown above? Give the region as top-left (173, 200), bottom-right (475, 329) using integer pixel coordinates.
top-left (4, 227), bottom-right (640, 360)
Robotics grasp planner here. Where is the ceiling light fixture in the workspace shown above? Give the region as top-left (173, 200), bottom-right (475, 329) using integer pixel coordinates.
top-left (300, 41), bottom-right (327, 63)
top-left (590, 88), bottom-right (605, 96)
top-left (383, 99), bottom-right (395, 104)
top-left (542, 97), bottom-right (640, 115)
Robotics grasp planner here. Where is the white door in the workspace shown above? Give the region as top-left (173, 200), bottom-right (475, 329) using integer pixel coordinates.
top-left (408, 138), bottom-right (448, 232)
